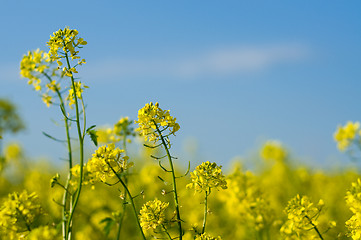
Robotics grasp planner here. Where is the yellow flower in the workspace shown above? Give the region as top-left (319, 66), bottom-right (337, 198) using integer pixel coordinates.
top-left (26, 226), bottom-right (58, 240)
top-left (0, 191), bottom-right (42, 235)
top-left (96, 127), bottom-right (117, 144)
top-left (85, 144), bottom-right (132, 183)
top-left (114, 116), bottom-right (135, 139)
top-left (135, 102), bottom-right (180, 143)
top-left (280, 195), bottom-right (332, 238)
top-left (41, 94), bottom-right (52, 107)
top-left (334, 121), bottom-right (360, 151)
top-left (187, 161), bottom-right (227, 193)
top-left (47, 27), bottom-right (86, 62)
top-left (45, 80), bottom-right (60, 92)
top-left (260, 140), bottom-right (287, 162)
top-left (345, 179), bottom-right (361, 239)
top-left (4, 143), bottom-right (22, 161)
top-left (195, 233), bottom-right (222, 240)
top-left (20, 49), bottom-right (50, 91)
top-left (139, 199), bottom-right (169, 231)
top-left (67, 81), bottom-right (88, 107)
top-left (47, 27), bottom-right (86, 76)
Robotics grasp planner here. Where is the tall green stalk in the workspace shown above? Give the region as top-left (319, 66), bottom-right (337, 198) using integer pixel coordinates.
top-left (155, 124), bottom-right (183, 240)
top-left (108, 164), bottom-right (146, 240)
top-left (43, 73), bottom-right (73, 240)
top-left (116, 135), bottom-right (129, 240)
top-left (202, 190), bottom-right (209, 234)
top-left (64, 52), bottom-right (85, 240)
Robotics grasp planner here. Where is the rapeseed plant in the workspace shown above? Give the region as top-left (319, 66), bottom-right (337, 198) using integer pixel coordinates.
top-left (334, 121), bottom-right (361, 152)
top-left (136, 102), bottom-right (184, 239)
top-left (187, 161), bottom-right (227, 236)
top-left (345, 178), bottom-right (361, 239)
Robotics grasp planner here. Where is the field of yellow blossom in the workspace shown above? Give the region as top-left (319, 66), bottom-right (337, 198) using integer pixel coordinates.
top-left (0, 27), bottom-right (360, 240)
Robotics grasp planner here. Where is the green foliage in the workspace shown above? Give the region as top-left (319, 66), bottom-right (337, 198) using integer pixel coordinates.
top-left (0, 99), bottom-right (24, 136)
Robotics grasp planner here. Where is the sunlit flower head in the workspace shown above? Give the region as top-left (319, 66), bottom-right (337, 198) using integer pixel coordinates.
top-left (85, 144), bottom-right (132, 183)
top-left (66, 81), bottom-right (88, 107)
top-left (260, 140), bottom-right (287, 162)
top-left (20, 49), bottom-right (50, 91)
top-left (345, 179), bottom-right (361, 239)
top-left (334, 121), bottom-right (360, 151)
top-left (187, 161), bottom-right (227, 193)
top-left (47, 27), bottom-right (87, 78)
top-left (281, 194), bottom-right (330, 238)
top-left (139, 199), bottom-right (169, 231)
top-left (26, 226), bottom-right (58, 240)
top-left (0, 191), bottom-right (42, 235)
top-left (195, 233), bottom-right (222, 240)
top-left (135, 102), bottom-right (180, 143)
top-left (4, 143), bottom-right (22, 161)
top-left (114, 116), bottom-right (135, 139)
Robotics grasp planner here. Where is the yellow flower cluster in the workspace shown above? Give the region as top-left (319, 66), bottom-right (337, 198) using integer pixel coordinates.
top-left (97, 117), bottom-right (135, 144)
top-left (139, 199), bottom-right (169, 231)
top-left (66, 81), bottom-right (88, 108)
top-left (96, 127), bottom-right (117, 144)
top-left (187, 161), bottom-right (227, 193)
top-left (135, 102), bottom-right (180, 143)
top-left (20, 49), bottom-right (50, 91)
top-left (86, 144), bottom-right (131, 183)
top-left (195, 233), bottom-right (222, 240)
top-left (334, 121), bottom-right (360, 151)
top-left (20, 27), bottom-right (87, 108)
top-left (20, 50), bottom-right (61, 107)
top-left (222, 168), bottom-right (272, 232)
top-left (114, 117), bottom-right (135, 140)
top-left (260, 140), bottom-right (287, 162)
top-left (4, 143), bottom-right (22, 161)
top-left (281, 195), bottom-right (326, 238)
top-left (345, 178), bottom-right (361, 239)
top-left (47, 27), bottom-right (87, 77)
top-left (70, 164), bottom-right (96, 186)
top-left (27, 226), bottom-right (58, 240)
top-left (0, 191), bottom-right (42, 236)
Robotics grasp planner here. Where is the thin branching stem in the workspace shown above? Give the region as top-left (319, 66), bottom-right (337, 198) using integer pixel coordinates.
top-left (107, 163), bottom-right (147, 240)
top-left (116, 135), bottom-right (129, 240)
top-left (202, 190), bottom-right (209, 234)
top-left (162, 224), bottom-right (173, 240)
top-left (154, 122), bottom-right (183, 240)
top-left (43, 73), bottom-right (74, 240)
top-left (305, 215), bottom-right (324, 240)
top-left (63, 52), bottom-right (85, 240)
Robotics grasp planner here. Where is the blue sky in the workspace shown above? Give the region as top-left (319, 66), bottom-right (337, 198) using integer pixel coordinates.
top-left (1, 1), bottom-right (361, 169)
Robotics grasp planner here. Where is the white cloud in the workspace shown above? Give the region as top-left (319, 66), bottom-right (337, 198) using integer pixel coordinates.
top-left (84, 43), bottom-right (309, 81)
top-left (1, 43), bottom-right (309, 84)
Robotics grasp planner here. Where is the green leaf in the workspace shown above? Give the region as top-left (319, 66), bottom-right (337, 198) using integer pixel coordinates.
top-left (42, 131), bottom-right (66, 143)
top-left (86, 125), bottom-right (98, 146)
top-left (99, 217), bottom-right (115, 236)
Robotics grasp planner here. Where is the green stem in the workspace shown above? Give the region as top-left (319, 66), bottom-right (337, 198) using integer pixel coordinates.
top-left (155, 123), bottom-right (183, 240)
top-left (305, 216), bottom-right (324, 240)
top-left (16, 207), bottom-right (31, 232)
top-left (63, 52), bottom-right (85, 240)
top-left (43, 73), bottom-right (73, 240)
top-left (162, 224), bottom-right (173, 240)
top-left (107, 164), bottom-right (146, 240)
top-left (116, 203), bottom-right (126, 240)
top-left (202, 190), bottom-right (209, 234)
top-left (116, 136), bottom-right (128, 240)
